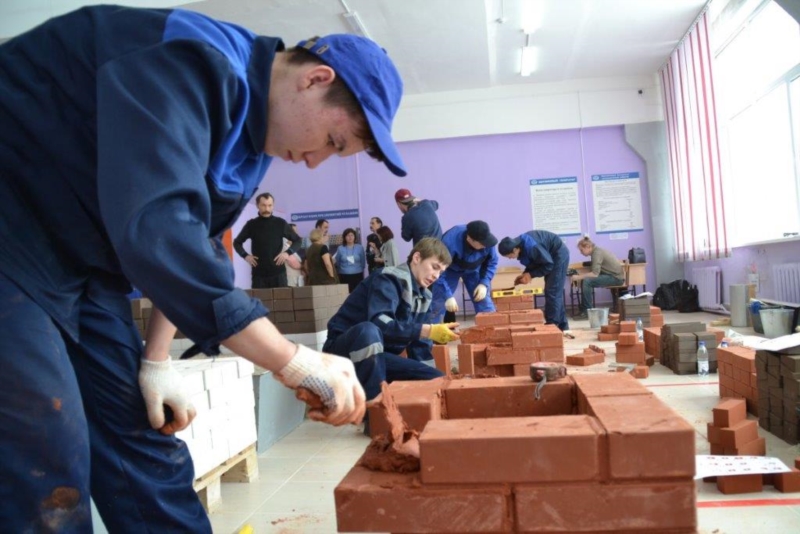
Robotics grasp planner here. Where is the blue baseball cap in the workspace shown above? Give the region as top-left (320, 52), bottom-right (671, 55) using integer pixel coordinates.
top-left (297, 34), bottom-right (407, 177)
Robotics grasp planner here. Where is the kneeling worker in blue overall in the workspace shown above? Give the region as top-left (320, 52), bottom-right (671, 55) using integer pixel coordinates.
top-left (324, 238), bottom-right (459, 402)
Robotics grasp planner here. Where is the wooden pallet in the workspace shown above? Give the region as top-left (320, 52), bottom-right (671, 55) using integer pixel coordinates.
top-left (491, 287), bottom-right (543, 298)
top-left (194, 443), bottom-right (259, 513)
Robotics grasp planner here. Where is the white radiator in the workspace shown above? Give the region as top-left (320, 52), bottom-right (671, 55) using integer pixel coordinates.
top-left (772, 263), bottom-right (800, 304)
top-left (693, 266), bottom-right (722, 309)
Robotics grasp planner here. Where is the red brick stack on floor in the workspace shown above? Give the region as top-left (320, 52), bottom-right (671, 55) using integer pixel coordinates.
top-left (707, 397), bottom-right (800, 494)
top-left (614, 321), bottom-right (651, 378)
top-left (341, 373), bottom-right (697, 533)
top-left (456, 310), bottom-right (564, 377)
top-left (566, 345), bottom-right (605, 366)
top-left (717, 345), bottom-right (758, 415)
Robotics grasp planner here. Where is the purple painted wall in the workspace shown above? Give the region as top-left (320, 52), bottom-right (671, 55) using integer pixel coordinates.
top-left (684, 240), bottom-right (800, 304)
top-left (234, 125), bottom-right (657, 306)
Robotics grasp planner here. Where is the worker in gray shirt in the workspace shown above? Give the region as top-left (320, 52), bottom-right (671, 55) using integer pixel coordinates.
top-left (572, 236), bottom-right (625, 318)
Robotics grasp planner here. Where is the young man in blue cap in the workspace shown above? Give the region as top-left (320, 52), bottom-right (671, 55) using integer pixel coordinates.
top-left (324, 238), bottom-right (458, 405)
top-left (498, 230), bottom-right (572, 333)
top-left (0, 5), bottom-right (405, 531)
top-left (430, 221), bottom-right (499, 324)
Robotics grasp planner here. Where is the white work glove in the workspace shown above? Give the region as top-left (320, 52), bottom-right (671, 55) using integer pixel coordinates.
top-left (473, 284), bottom-right (488, 302)
top-left (274, 344), bottom-right (366, 426)
top-left (139, 359), bottom-right (196, 435)
top-left (445, 297), bottom-right (459, 313)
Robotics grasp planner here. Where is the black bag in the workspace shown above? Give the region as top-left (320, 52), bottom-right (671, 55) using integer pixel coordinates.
top-left (653, 282), bottom-right (678, 310)
top-left (628, 247), bottom-right (646, 264)
top-left (653, 279), bottom-right (700, 312)
top-left (676, 280), bottom-right (700, 313)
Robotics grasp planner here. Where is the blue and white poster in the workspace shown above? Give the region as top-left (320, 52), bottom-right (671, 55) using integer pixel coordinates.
top-left (290, 209), bottom-right (359, 222)
top-left (591, 172), bottom-right (643, 233)
top-left (529, 177), bottom-right (581, 236)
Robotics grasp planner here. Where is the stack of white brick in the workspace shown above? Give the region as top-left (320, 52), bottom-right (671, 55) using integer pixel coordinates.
top-left (172, 357), bottom-right (257, 479)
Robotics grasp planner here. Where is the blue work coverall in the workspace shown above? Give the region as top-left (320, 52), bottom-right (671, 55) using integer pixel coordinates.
top-left (430, 225), bottom-right (499, 321)
top-left (514, 231), bottom-right (571, 331)
top-left (0, 6), bottom-right (280, 532)
top-left (400, 199), bottom-right (443, 244)
top-left (323, 263), bottom-right (443, 400)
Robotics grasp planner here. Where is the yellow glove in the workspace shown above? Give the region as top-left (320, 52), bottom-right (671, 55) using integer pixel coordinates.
top-left (445, 297), bottom-right (459, 312)
top-left (473, 284), bottom-right (488, 302)
top-left (428, 323), bottom-right (460, 344)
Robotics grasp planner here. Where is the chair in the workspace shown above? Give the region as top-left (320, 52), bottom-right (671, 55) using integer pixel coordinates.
top-left (571, 260), bottom-right (631, 315)
top-left (605, 261), bottom-right (631, 313)
top-left (627, 263), bottom-right (647, 295)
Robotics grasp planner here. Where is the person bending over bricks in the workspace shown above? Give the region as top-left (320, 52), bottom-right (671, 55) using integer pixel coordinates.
top-left (498, 230), bottom-right (571, 333)
top-left (323, 238), bottom-right (458, 406)
top-left (430, 220), bottom-right (499, 322)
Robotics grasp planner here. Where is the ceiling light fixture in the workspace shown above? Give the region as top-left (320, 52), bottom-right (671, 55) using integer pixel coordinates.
top-left (520, 33), bottom-right (538, 76)
top-left (341, 10), bottom-right (372, 39)
top-left (521, 0), bottom-right (545, 34)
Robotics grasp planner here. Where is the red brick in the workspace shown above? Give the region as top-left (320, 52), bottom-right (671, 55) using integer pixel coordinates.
top-left (573, 372), bottom-right (652, 414)
top-left (727, 437), bottom-right (766, 456)
top-left (601, 324), bottom-right (621, 334)
top-left (707, 423), bottom-right (722, 445)
top-left (598, 333), bottom-right (617, 341)
top-left (432, 345), bottom-right (451, 376)
top-left (620, 321), bottom-right (636, 332)
top-left (511, 331), bottom-right (564, 349)
top-left (507, 309), bottom-right (545, 324)
top-left (775, 468), bottom-right (800, 493)
top-left (795, 457), bottom-right (800, 469)
top-left (713, 398), bottom-right (747, 428)
top-left (368, 379), bottom-right (446, 437)
top-left (587, 395), bottom-right (695, 480)
top-left (486, 344), bottom-right (564, 365)
top-left (474, 312), bottom-right (509, 326)
top-left (618, 332), bottom-right (638, 345)
top-left (650, 306), bottom-right (663, 315)
top-left (444, 376), bottom-right (574, 419)
top-left (567, 352), bottom-right (605, 366)
top-left (631, 365), bottom-right (649, 379)
top-left (719, 419), bottom-right (759, 448)
top-left (457, 344), bottom-right (488, 375)
top-left (515, 480), bottom-right (696, 532)
top-left (419, 415), bottom-right (604, 484)
top-left (716, 473), bottom-right (763, 494)
top-left (335, 465), bottom-right (512, 533)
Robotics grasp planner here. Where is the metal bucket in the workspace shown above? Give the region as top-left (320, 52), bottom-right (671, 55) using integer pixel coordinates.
top-left (759, 309), bottom-right (794, 338)
top-left (587, 307), bottom-right (609, 328)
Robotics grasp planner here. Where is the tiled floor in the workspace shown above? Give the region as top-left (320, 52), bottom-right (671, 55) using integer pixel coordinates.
top-left (208, 310), bottom-right (800, 534)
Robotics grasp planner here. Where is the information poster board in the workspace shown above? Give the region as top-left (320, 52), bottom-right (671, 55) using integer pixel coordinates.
top-left (591, 172), bottom-right (643, 233)
top-left (529, 177), bottom-right (582, 236)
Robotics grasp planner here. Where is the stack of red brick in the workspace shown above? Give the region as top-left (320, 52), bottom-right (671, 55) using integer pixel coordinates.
top-left (708, 398), bottom-right (800, 494)
top-left (457, 310), bottom-right (564, 377)
top-left (493, 293), bottom-right (534, 312)
top-left (718, 345), bottom-right (758, 415)
top-left (336, 373), bottom-right (698, 533)
top-left (566, 345), bottom-right (605, 366)
top-left (643, 326), bottom-right (662, 359)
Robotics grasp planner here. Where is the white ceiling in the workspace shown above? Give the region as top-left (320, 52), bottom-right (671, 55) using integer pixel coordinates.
top-left (1, 0), bottom-right (708, 96)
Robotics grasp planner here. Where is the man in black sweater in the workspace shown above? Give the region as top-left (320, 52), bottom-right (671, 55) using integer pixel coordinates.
top-left (234, 193), bottom-right (302, 288)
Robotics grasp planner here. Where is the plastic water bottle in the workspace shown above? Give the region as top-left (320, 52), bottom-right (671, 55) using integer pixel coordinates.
top-left (697, 341), bottom-right (709, 377)
top-left (636, 318), bottom-right (643, 342)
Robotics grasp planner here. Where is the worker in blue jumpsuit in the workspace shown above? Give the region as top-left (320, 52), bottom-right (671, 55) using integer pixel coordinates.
top-left (498, 230), bottom-right (571, 332)
top-left (430, 221), bottom-right (499, 324)
top-left (324, 238), bottom-right (458, 402)
top-left (0, 5), bottom-right (406, 532)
